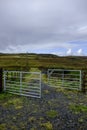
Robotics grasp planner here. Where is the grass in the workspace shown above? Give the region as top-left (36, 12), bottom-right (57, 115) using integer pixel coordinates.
top-left (69, 103), bottom-right (87, 114)
top-left (46, 110), bottom-right (58, 118)
top-left (41, 121), bottom-right (53, 130)
top-left (2, 97), bottom-right (23, 109)
top-left (0, 124), bottom-right (7, 130)
top-left (0, 92), bottom-right (13, 100)
top-left (1, 53), bottom-right (87, 70)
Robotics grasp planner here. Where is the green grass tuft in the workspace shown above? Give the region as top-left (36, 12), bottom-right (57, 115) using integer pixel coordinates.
top-left (41, 121), bottom-right (53, 130)
top-left (69, 104), bottom-right (87, 114)
top-left (46, 110), bottom-right (58, 118)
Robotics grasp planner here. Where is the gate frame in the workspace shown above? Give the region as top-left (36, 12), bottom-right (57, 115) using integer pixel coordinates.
top-left (3, 70), bottom-right (42, 98)
top-left (47, 69), bottom-right (82, 90)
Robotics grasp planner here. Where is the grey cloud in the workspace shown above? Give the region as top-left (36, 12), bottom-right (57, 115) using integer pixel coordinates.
top-left (0, 0), bottom-right (87, 52)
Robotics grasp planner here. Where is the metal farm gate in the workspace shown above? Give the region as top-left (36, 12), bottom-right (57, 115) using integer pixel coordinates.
top-left (48, 69), bottom-right (82, 90)
top-left (4, 71), bottom-right (41, 98)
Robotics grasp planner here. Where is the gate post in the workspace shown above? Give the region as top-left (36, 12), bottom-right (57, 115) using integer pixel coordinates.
top-left (82, 71), bottom-right (86, 93)
top-left (0, 68), bottom-right (3, 92)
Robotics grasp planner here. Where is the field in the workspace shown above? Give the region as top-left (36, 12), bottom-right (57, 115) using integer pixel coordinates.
top-left (0, 85), bottom-right (87, 130)
top-left (0, 53), bottom-right (87, 70)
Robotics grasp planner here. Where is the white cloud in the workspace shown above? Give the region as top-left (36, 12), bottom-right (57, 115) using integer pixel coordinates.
top-left (77, 49), bottom-right (83, 56)
top-left (66, 49), bottom-right (73, 56)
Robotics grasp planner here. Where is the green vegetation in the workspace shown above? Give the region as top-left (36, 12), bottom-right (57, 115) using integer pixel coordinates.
top-left (69, 103), bottom-right (87, 114)
top-left (3, 97), bottom-right (23, 109)
top-left (0, 93), bottom-right (13, 100)
top-left (0, 53), bottom-right (87, 70)
top-left (41, 121), bottom-right (53, 130)
top-left (78, 117), bottom-right (84, 123)
top-left (0, 124), bottom-right (7, 130)
top-left (28, 116), bottom-right (36, 123)
top-left (46, 110), bottom-right (58, 118)
top-left (43, 89), bottom-right (50, 94)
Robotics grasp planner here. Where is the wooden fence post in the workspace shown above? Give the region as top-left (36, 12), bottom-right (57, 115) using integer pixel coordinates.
top-left (0, 68), bottom-right (3, 92)
top-left (82, 71), bottom-right (86, 93)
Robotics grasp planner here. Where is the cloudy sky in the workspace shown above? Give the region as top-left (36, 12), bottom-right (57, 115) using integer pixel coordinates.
top-left (0, 0), bottom-right (87, 56)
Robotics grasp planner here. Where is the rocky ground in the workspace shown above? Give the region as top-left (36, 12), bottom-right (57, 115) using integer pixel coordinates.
top-left (0, 84), bottom-right (87, 130)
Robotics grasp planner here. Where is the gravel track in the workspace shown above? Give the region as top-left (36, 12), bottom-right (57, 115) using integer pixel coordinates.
top-left (0, 83), bottom-right (87, 130)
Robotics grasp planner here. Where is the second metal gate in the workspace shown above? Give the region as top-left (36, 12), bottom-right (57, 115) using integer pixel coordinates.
top-left (48, 69), bottom-right (82, 90)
